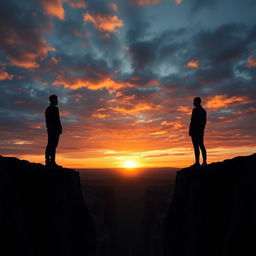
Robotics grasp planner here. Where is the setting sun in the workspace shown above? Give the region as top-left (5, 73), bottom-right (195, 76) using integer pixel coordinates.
top-left (123, 161), bottom-right (137, 168)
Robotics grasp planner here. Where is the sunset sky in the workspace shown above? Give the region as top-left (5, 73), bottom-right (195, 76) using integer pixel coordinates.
top-left (0, 0), bottom-right (256, 168)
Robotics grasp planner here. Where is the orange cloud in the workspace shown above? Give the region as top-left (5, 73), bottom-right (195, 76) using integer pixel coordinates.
top-left (9, 43), bottom-right (56, 69)
top-left (177, 106), bottom-right (190, 115)
top-left (129, 77), bottom-right (160, 87)
top-left (10, 54), bottom-right (39, 69)
top-left (161, 121), bottom-right (183, 130)
top-left (108, 94), bottom-right (136, 104)
top-left (50, 57), bottom-right (60, 64)
top-left (67, 0), bottom-right (87, 8)
top-left (53, 75), bottom-right (131, 91)
top-left (129, 0), bottom-right (162, 6)
top-left (206, 95), bottom-right (250, 109)
top-left (0, 67), bottom-right (13, 81)
top-left (150, 130), bottom-right (168, 135)
top-left (246, 56), bottom-right (256, 68)
top-left (186, 60), bottom-right (200, 68)
top-left (83, 13), bottom-right (123, 32)
top-left (109, 103), bottom-right (153, 114)
top-left (40, 0), bottom-right (65, 20)
top-left (161, 121), bottom-right (172, 126)
top-left (149, 79), bottom-right (160, 86)
top-left (92, 113), bottom-right (109, 119)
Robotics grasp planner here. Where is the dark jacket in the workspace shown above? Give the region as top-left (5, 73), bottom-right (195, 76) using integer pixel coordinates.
top-left (45, 105), bottom-right (62, 134)
top-left (189, 105), bottom-right (206, 137)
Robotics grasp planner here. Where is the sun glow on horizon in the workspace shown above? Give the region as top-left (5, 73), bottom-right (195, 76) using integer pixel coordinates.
top-left (123, 161), bottom-right (137, 168)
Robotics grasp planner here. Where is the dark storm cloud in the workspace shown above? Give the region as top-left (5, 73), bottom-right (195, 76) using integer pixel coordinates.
top-left (193, 24), bottom-right (249, 66)
top-left (0, 0), bottom-right (54, 68)
top-left (126, 27), bottom-right (186, 78)
top-left (50, 53), bottom-right (112, 78)
top-left (188, 24), bottom-right (256, 98)
top-left (128, 40), bottom-right (157, 69)
top-left (190, 0), bottom-right (216, 13)
top-left (125, 22), bottom-right (256, 102)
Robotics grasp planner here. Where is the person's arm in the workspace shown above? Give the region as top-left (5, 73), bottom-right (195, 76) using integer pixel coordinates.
top-left (189, 109), bottom-right (194, 136)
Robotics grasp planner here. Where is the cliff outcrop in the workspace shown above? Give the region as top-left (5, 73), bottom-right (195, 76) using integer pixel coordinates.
top-left (164, 153), bottom-right (256, 256)
top-left (0, 156), bottom-right (96, 256)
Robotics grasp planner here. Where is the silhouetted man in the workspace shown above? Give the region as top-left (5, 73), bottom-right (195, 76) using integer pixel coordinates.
top-left (189, 97), bottom-right (207, 167)
top-left (45, 95), bottom-right (62, 168)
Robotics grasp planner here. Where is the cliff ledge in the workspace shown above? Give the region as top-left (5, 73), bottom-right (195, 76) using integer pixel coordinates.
top-left (164, 153), bottom-right (256, 256)
top-left (0, 156), bottom-right (95, 256)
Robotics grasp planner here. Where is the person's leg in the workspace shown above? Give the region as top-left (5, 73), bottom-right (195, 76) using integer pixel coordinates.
top-left (192, 136), bottom-right (200, 165)
top-left (198, 135), bottom-right (207, 165)
top-left (45, 133), bottom-right (53, 165)
top-left (51, 134), bottom-right (60, 164)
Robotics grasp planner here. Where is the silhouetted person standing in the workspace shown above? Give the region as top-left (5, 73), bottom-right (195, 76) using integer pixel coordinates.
top-left (45, 95), bottom-right (62, 168)
top-left (189, 97), bottom-right (207, 167)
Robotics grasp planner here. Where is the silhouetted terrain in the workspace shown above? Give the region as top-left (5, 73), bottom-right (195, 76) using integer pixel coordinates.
top-left (164, 153), bottom-right (256, 256)
top-left (1, 154), bottom-right (255, 256)
top-left (0, 156), bottom-right (96, 256)
top-left (0, 155), bottom-right (176, 256)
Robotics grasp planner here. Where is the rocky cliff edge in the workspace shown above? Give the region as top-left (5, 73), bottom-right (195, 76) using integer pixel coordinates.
top-left (164, 153), bottom-right (256, 256)
top-left (0, 156), bottom-right (96, 256)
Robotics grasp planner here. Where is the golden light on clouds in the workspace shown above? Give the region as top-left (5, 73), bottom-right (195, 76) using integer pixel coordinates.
top-left (53, 75), bottom-right (129, 91)
top-left (83, 13), bottom-right (123, 32)
top-left (40, 0), bottom-right (65, 20)
top-left (109, 103), bottom-right (153, 114)
top-left (13, 140), bottom-right (33, 145)
top-left (150, 130), bottom-right (168, 135)
top-left (161, 121), bottom-right (183, 130)
top-left (10, 56), bottom-right (40, 69)
top-left (0, 68), bottom-right (13, 81)
top-left (50, 57), bottom-right (60, 64)
top-left (186, 60), bottom-right (200, 68)
top-left (92, 113), bottom-right (109, 119)
top-left (177, 106), bottom-right (190, 115)
top-left (9, 43), bottom-right (55, 69)
top-left (206, 95), bottom-right (249, 109)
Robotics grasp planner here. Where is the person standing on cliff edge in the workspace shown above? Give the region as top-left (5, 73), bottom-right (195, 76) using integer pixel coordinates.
top-left (189, 97), bottom-right (207, 167)
top-left (45, 95), bottom-right (62, 168)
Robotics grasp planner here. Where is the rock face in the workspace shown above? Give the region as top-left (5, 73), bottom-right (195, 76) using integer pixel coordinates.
top-left (164, 153), bottom-right (256, 256)
top-left (81, 184), bottom-right (118, 256)
top-left (0, 156), bottom-right (96, 256)
top-left (134, 185), bottom-right (174, 256)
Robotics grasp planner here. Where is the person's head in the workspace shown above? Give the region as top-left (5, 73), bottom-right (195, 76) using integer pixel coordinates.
top-left (49, 95), bottom-right (58, 105)
top-left (193, 97), bottom-right (201, 107)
